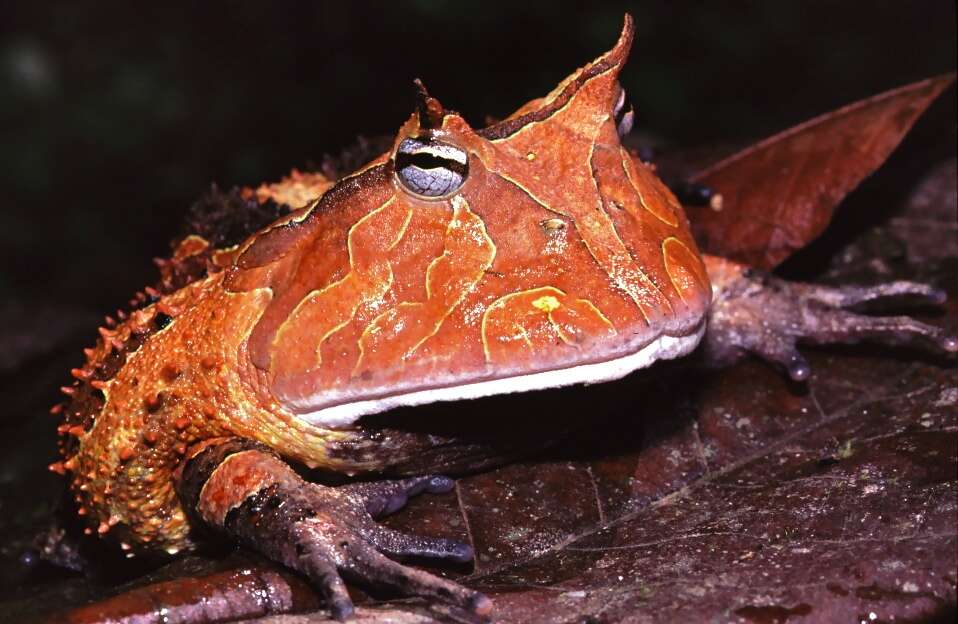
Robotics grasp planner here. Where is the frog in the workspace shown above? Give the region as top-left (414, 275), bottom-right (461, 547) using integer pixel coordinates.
top-left (47, 14), bottom-right (955, 621)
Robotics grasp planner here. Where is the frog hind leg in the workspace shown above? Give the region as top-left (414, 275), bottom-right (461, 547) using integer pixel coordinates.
top-left (176, 437), bottom-right (490, 622)
top-left (702, 255), bottom-right (957, 380)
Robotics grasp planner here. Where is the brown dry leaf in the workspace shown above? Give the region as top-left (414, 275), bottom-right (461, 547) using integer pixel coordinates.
top-left (687, 74), bottom-right (955, 269)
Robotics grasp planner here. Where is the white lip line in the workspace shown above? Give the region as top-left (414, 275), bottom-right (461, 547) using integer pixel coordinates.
top-left (299, 323), bottom-right (706, 429)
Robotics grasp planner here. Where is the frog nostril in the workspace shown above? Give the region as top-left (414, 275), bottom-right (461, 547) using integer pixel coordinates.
top-left (540, 218), bottom-right (567, 235)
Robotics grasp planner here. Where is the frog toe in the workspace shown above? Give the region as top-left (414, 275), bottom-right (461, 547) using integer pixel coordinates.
top-left (800, 279), bottom-right (947, 308)
top-left (343, 474), bottom-right (455, 518)
top-left (753, 341), bottom-right (811, 381)
top-left (291, 517), bottom-right (486, 619)
top-left (294, 544), bottom-right (355, 621)
top-left (177, 439), bottom-right (488, 620)
top-left (801, 308), bottom-right (958, 353)
top-left (367, 526), bottom-right (475, 563)
top-left (704, 259), bottom-right (956, 378)
top-left (333, 532), bottom-right (489, 616)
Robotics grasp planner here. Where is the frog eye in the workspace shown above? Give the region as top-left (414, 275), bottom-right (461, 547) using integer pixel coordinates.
top-left (613, 87), bottom-right (634, 138)
top-left (394, 137), bottom-right (469, 198)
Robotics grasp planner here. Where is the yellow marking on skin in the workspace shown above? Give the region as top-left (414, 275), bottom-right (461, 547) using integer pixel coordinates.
top-left (281, 281), bottom-right (371, 364)
top-left (492, 167), bottom-right (660, 325)
top-left (549, 295), bottom-right (616, 347)
top-left (514, 325), bottom-right (534, 350)
top-left (215, 285), bottom-right (358, 467)
top-left (348, 197), bottom-right (412, 259)
top-left (571, 298), bottom-right (615, 329)
top-left (662, 236), bottom-right (711, 306)
top-left (547, 314), bottom-right (579, 347)
top-left (232, 202), bottom-right (315, 260)
top-left (532, 295), bottom-right (561, 313)
top-left (353, 195), bottom-right (497, 373)
top-left (489, 91), bottom-right (577, 143)
top-left (295, 155), bottom-right (390, 221)
top-left (475, 53), bottom-right (673, 327)
top-left (489, 65), bottom-right (619, 144)
top-left (620, 147), bottom-right (679, 227)
top-left (488, 43), bottom-right (625, 143)
top-left (235, 159), bottom-right (390, 260)
top-left (585, 123), bottom-right (672, 322)
top-left (481, 286), bottom-right (616, 364)
top-left (491, 169), bottom-right (563, 217)
top-left (270, 197), bottom-right (412, 371)
top-left (481, 289), bottom-right (550, 363)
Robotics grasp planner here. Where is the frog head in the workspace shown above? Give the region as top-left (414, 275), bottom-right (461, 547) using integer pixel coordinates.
top-left (227, 15), bottom-right (711, 427)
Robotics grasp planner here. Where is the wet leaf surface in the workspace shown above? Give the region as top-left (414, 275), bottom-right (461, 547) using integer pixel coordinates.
top-left (687, 74), bottom-right (955, 270)
top-left (368, 339), bottom-right (957, 623)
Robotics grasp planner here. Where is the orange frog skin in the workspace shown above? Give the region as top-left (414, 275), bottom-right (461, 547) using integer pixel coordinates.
top-left (48, 15), bottom-right (955, 621)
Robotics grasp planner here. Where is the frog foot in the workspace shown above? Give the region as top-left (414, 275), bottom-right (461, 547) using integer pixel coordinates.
top-left (177, 438), bottom-right (489, 621)
top-left (703, 255), bottom-right (957, 380)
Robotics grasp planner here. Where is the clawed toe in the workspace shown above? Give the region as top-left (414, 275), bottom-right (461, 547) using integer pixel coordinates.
top-left (800, 280), bottom-right (947, 309)
top-left (296, 545), bottom-right (355, 621)
top-left (301, 475), bottom-right (482, 619)
top-left (345, 474), bottom-right (456, 518)
top-left (742, 329), bottom-right (812, 381)
top-left (177, 443), bottom-right (487, 622)
top-left (370, 526), bottom-right (475, 563)
top-left (293, 518), bottom-right (486, 621)
top-left (704, 258), bottom-right (955, 380)
top-left (802, 302), bottom-right (956, 355)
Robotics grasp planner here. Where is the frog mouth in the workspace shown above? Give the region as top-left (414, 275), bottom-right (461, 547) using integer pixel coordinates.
top-left (298, 322), bottom-right (706, 429)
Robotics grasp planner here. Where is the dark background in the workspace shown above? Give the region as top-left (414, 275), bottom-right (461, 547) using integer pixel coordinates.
top-left (1, 1), bottom-right (955, 314)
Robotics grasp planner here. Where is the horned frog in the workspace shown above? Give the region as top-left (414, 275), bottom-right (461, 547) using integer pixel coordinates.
top-left (50, 15), bottom-right (955, 620)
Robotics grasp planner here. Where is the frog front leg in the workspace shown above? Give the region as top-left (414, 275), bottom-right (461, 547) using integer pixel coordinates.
top-left (702, 255), bottom-right (957, 378)
top-left (175, 437), bottom-right (490, 621)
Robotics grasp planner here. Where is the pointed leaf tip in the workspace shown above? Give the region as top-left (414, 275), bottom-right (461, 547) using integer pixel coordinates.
top-left (688, 73), bottom-right (956, 269)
